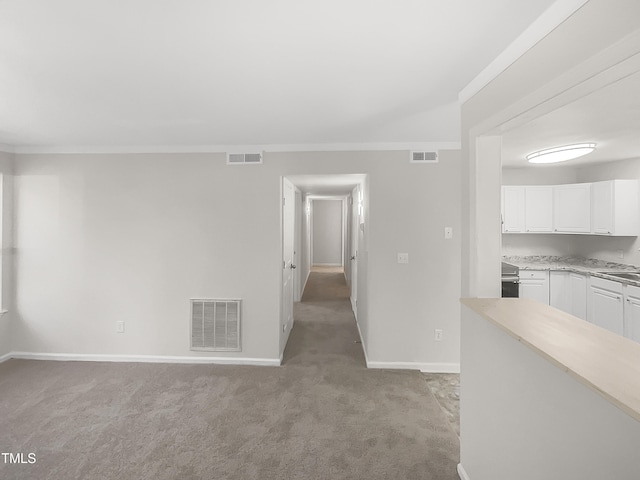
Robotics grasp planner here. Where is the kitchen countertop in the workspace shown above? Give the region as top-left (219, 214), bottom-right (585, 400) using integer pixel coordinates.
top-left (503, 255), bottom-right (640, 286)
top-left (462, 297), bottom-right (640, 423)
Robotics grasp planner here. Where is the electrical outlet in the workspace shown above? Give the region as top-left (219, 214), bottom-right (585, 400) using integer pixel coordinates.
top-left (617, 250), bottom-right (624, 259)
top-left (116, 321), bottom-right (125, 333)
top-left (434, 329), bottom-right (443, 341)
top-left (397, 253), bottom-right (409, 264)
top-left (444, 227), bottom-right (453, 239)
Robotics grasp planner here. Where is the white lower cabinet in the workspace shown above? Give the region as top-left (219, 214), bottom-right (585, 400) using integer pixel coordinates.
top-left (550, 271), bottom-right (569, 311)
top-left (552, 272), bottom-right (640, 342)
top-left (569, 273), bottom-right (587, 320)
top-left (624, 284), bottom-right (640, 343)
top-left (520, 270), bottom-right (550, 305)
top-left (587, 277), bottom-right (624, 335)
top-left (549, 271), bottom-right (587, 319)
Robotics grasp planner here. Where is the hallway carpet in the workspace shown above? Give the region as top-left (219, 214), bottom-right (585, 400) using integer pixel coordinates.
top-left (0, 271), bottom-right (459, 480)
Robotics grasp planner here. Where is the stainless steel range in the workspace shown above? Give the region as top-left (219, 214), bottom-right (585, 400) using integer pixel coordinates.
top-left (501, 262), bottom-right (519, 297)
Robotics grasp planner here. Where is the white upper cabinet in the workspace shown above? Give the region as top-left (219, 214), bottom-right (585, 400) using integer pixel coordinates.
top-left (525, 186), bottom-right (553, 232)
top-left (502, 186), bottom-right (525, 233)
top-left (553, 183), bottom-right (591, 233)
top-left (501, 180), bottom-right (638, 236)
top-left (591, 180), bottom-right (639, 236)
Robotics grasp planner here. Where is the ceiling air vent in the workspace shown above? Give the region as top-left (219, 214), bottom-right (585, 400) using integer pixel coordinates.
top-left (410, 151), bottom-right (438, 163)
top-left (227, 153), bottom-right (263, 165)
top-left (190, 299), bottom-right (241, 352)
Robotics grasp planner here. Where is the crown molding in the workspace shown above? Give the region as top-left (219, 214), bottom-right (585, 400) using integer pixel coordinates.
top-left (11, 141), bottom-right (461, 155)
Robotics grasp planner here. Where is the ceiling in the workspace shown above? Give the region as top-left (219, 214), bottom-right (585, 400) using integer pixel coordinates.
top-left (0, 0), bottom-right (557, 151)
top-left (501, 69), bottom-right (640, 168)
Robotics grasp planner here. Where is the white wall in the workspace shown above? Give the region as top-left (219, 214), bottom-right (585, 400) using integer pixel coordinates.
top-left (270, 150), bottom-right (460, 370)
top-left (293, 189), bottom-right (303, 302)
top-left (0, 151), bottom-right (13, 359)
top-left (460, 305), bottom-right (640, 479)
top-left (502, 165), bottom-right (578, 186)
top-left (11, 149), bottom-right (461, 371)
top-left (13, 153), bottom-right (281, 361)
top-left (312, 199), bottom-right (342, 266)
top-left (300, 195), bottom-right (311, 296)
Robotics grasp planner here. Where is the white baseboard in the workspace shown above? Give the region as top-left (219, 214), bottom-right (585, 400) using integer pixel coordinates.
top-left (420, 363), bottom-right (460, 373)
top-left (0, 352), bottom-right (12, 364)
top-left (366, 361), bottom-right (460, 373)
top-left (457, 463), bottom-right (470, 480)
top-left (354, 319), bottom-right (369, 366)
top-left (8, 352), bottom-right (281, 366)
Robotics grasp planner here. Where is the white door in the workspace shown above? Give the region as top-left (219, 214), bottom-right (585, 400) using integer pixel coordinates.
top-left (281, 178), bottom-right (295, 349)
top-left (350, 187), bottom-right (359, 316)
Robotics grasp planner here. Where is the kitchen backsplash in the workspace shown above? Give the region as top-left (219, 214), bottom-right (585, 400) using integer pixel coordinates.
top-left (502, 233), bottom-right (574, 257)
top-left (502, 255), bottom-right (640, 270)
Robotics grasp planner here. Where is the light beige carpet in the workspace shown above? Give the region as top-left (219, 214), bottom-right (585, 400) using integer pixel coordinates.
top-left (0, 271), bottom-right (459, 480)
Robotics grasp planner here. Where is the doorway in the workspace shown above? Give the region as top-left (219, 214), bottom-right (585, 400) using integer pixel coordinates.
top-left (279, 174), bottom-right (366, 360)
top-left (310, 197), bottom-right (345, 269)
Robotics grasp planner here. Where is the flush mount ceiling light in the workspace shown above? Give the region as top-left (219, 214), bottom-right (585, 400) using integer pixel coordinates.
top-left (527, 143), bottom-right (597, 164)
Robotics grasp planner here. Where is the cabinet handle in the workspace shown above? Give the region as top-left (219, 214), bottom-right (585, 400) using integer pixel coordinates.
top-left (593, 288), bottom-right (622, 300)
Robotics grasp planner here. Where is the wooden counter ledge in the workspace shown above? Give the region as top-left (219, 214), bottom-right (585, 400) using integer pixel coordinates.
top-left (461, 297), bottom-right (640, 423)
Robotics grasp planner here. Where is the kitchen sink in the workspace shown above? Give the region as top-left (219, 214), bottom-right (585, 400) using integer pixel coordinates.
top-left (599, 271), bottom-right (640, 281)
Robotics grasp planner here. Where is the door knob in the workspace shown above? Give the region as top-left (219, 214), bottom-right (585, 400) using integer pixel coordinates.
top-left (290, 264), bottom-right (297, 269)
top-left (351, 256), bottom-right (356, 260)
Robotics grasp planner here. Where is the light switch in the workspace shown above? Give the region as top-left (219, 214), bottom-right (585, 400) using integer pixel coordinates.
top-left (397, 253), bottom-right (409, 264)
top-left (444, 227), bottom-right (453, 240)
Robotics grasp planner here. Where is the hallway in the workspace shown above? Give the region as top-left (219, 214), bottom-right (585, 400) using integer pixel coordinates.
top-left (280, 268), bottom-right (460, 479)
top-left (284, 267), bottom-right (362, 367)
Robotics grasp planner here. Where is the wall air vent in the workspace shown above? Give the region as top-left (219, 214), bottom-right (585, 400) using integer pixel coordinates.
top-left (410, 151), bottom-right (438, 163)
top-left (190, 299), bottom-right (241, 352)
top-left (227, 153), bottom-right (263, 165)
